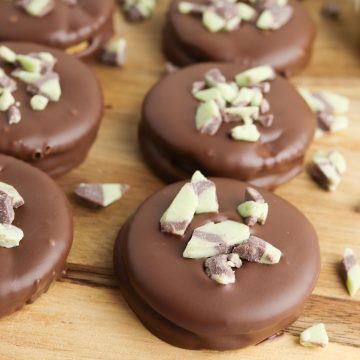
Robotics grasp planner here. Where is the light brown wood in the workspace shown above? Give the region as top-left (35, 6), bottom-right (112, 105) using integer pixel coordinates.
top-left (1, 0), bottom-right (360, 358)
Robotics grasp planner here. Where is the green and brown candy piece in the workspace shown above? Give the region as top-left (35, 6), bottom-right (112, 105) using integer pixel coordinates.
top-left (233, 235), bottom-right (282, 264)
top-left (204, 253), bottom-right (242, 285)
top-left (341, 248), bottom-right (360, 297)
top-left (75, 183), bottom-right (130, 208)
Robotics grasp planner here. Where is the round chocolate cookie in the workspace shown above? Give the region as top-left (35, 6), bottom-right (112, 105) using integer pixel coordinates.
top-left (114, 177), bottom-right (320, 350)
top-left (0, 154), bottom-right (73, 318)
top-left (163, 0), bottom-right (316, 75)
top-left (0, 42), bottom-right (103, 177)
top-left (0, 0), bottom-right (115, 58)
top-left (139, 63), bottom-right (316, 189)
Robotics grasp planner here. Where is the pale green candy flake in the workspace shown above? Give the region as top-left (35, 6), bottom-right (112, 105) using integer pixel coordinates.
top-left (343, 248), bottom-right (360, 297)
top-left (224, 16), bottom-right (241, 32)
top-left (194, 88), bottom-right (224, 105)
top-left (101, 184), bottom-right (126, 207)
top-left (237, 3), bottom-right (256, 21)
top-left (257, 10), bottom-right (274, 30)
top-left (215, 82), bottom-right (238, 103)
top-left (237, 201), bottom-right (268, 224)
top-left (328, 150), bottom-right (347, 174)
top-left (318, 91), bottom-right (350, 114)
top-left (178, 1), bottom-right (193, 14)
top-left (183, 220), bottom-right (250, 259)
top-left (0, 46), bottom-right (17, 63)
top-left (261, 242), bottom-right (282, 264)
top-left (225, 106), bottom-right (259, 124)
top-left (0, 90), bottom-right (15, 111)
top-left (0, 224), bottom-right (24, 249)
top-left (236, 66), bottom-right (275, 86)
top-left (300, 323), bottom-right (329, 348)
top-left (39, 76), bottom-right (61, 102)
top-left (230, 123), bottom-right (260, 142)
top-left (160, 183), bottom-right (199, 236)
top-left (38, 52), bottom-right (55, 64)
top-left (232, 87), bottom-right (255, 106)
top-left (202, 10), bottom-right (226, 32)
top-left (299, 88), bottom-right (326, 113)
top-left (30, 95), bottom-right (49, 111)
top-left (251, 90), bottom-right (263, 107)
top-left (11, 70), bottom-right (42, 84)
top-left (106, 37), bottom-right (127, 54)
top-left (16, 54), bottom-right (43, 73)
top-left (195, 100), bottom-right (221, 131)
top-left (329, 115), bottom-right (348, 132)
top-left (24, 0), bottom-right (54, 17)
top-left (191, 170), bottom-right (219, 214)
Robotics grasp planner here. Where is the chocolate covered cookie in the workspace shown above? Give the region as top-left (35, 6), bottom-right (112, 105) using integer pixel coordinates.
top-left (139, 63), bottom-right (316, 189)
top-left (114, 174), bottom-right (320, 350)
top-left (0, 0), bottom-right (115, 58)
top-left (0, 42), bottom-right (103, 177)
top-left (0, 154), bottom-right (73, 318)
top-left (163, 0), bottom-right (316, 75)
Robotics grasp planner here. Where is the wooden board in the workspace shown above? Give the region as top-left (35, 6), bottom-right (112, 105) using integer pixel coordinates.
top-left (1, 0), bottom-right (360, 358)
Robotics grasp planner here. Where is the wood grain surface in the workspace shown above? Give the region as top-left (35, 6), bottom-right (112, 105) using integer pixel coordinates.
top-left (1, 0), bottom-right (360, 359)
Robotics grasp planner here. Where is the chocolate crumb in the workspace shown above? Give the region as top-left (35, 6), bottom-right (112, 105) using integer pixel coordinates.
top-left (245, 187), bottom-right (265, 203)
top-left (234, 236), bottom-right (266, 263)
top-left (204, 254), bottom-right (236, 285)
top-left (8, 105), bottom-right (22, 125)
top-left (0, 193), bottom-right (15, 224)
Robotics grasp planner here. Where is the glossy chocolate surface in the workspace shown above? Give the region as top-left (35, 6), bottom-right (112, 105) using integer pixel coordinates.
top-left (114, 178), bottom-right (320, 350)
top-left (0, 42), bottom-right (103, 177)
top-left (0, 154), bottom-right (73, 318)
top-left (0, 0), bottom-right (115, 58)
top-left (163, 0), bottom-right (316, 75)
top-left (140, 63), bottom-right (316, 189)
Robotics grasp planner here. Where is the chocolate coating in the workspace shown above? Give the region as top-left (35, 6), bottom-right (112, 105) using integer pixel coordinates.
top-left (0, 0), bottom-right (115, 58)
top-left (114, 178), bottom-right (320, 350)
top-left (0, 154), bottom-right (73, 318)
top-left (163, 0), bottom-right (316, 75)
top-left (139, 63), bottom-right (316, 189)
top-left (0, 42), bottom-right (103, 177)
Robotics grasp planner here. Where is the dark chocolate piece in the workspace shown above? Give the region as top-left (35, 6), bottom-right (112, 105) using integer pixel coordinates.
top-left (0, 154), bottom-right (73, 318)
top-left (139, 62), bottom-right (316, 189)
top-left (164, 0), bottom-right (316, 75)
top-left (0, 42), bottom-right (103, 177)
top-left (114, 178), bottom-right (320, 350)
top-left (16, 0), bottom-right (55, 18)
top-left (0, 0), bottom-right (115, 58)
top-left (75, 183), bottom-right (129, 208)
